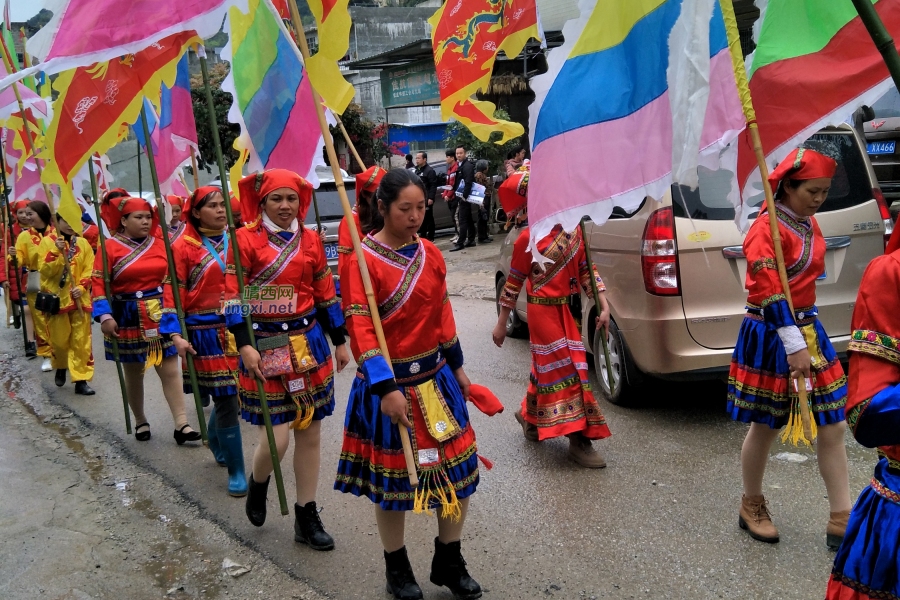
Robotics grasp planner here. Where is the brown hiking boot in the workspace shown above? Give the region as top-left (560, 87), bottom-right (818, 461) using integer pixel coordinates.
top-left (514, 411), bottom-right (539, 442)
top-left (738, 494), bottom-right (779, 543)
top-left (567, 433), bottom-right (607, 469)
top-left (826, 509), bottom-right (850, 551)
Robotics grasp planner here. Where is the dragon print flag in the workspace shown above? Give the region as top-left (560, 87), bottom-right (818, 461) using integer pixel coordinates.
top-left (429, 0), bottom-right (544, 143)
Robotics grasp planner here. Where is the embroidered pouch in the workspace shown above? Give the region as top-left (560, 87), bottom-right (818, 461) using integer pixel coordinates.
top-left (289, 333), bottom-right (319, 374)
top-left (138, 299), bottom-right (163, 340)
top-left (414, 380), bottom-right (460, 443)
top-left (257, 334), bottom-right (293, 378)
top-left (224, 330), bottom-right (238, 357)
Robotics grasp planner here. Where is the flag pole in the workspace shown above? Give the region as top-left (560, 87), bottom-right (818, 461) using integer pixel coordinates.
top-left (0, 35), bottom-right (81, 311)
top-left (333, 113), bottom-right (365, 173)
top-left (720, 0), bottom-right (812, 443)
top-left (88, 159), bottom-right (133, 435)
top-left (0, 172), bottom-right (10, 327)
top-left (579, 220), bottom-right (614, 397)
top-left (137, 136), bottom-right (143, 197)
top-left (198, 49), bottom-right (290, 515)
top-left (190, 147), bottom-right (200, 190)
top-left (852, 0), bottom-right (900, 92)
top-left (0, 150), bottom-right (30, 350)
top-left (287, 0), bottom-right (419, 487)
top-left (139, 105), bottom-right (208, 443)
top-left (179, 172), bottom-right (193, 195)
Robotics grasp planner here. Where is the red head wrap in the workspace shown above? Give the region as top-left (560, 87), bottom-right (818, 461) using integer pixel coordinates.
top-left (101, 196), bottom-right (158, 234)
top-left (355, 166), bottom-right (385, 205)
top-left (498, 164), bottom-right (530, 218)
top-left (768, 148), bottom-right (838, 193)
top-left (12, 199), bottom-right (29, 213)
top-left (237, 169), bottom-right (312, 226)
top-left (167, 195), bottom-right (184, 208)
top-left (229, 192), bottom-right (241, 218)
top-left (181, 186), bottom-right (222, 222)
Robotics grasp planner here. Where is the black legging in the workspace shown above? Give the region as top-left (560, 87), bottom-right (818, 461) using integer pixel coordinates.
top-left (212, 393), bottom-right (240, 428)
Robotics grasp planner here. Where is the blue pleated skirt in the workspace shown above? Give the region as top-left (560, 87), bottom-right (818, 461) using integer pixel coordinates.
top-left (727, 311), bottom-right (846, 429)
top-left (104, 294), bottom-right (176, 363)
top-left (828, 459), bottom-right (900, 599)
top-left (335, 354), bottom-right (479, 512)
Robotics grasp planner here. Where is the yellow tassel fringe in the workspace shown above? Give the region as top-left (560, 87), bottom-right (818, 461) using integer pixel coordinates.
top-left (290, 405), bottom-right (315, 431)
top-left (413, 468), bottom-right (461, 522)
top-left (780, 395), bottom-right (817, 447)
top-left (144, 337), bottom-right (163, 373)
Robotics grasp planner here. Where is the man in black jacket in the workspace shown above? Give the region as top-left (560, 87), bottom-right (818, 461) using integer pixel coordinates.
top-left (414, 151), bottom-right (438, 241)
top-left (449, 146), bottom-right (477, 252)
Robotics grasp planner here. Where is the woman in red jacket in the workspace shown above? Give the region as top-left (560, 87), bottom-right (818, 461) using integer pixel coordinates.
top-left (166, 186), bottom-right (246, 497)
top-left (92, 191), bottom-right (202, 444)
top-left (727, 148), bottom-right (850, 547)
top-left (337, 165), bottom-right (384, 298)
top-left (225, 169), bottom-right (349, 550)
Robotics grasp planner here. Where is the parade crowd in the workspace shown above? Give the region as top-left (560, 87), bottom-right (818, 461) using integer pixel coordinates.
top-left (2, 147), bottom-right (900, 600)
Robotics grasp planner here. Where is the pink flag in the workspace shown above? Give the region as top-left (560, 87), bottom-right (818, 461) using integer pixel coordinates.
top-left (12, 0), bottom-right (245, 89)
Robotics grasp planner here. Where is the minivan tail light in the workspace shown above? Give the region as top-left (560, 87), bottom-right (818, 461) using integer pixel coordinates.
top-left (874, 187), bottom-right (893, 250)
top-left (641, 206), bottom-right (680, 296)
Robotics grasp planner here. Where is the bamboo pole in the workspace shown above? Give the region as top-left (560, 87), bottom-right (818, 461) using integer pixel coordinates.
top-left (0, 151), bottom-right (30, 351)
top-left (139, 106), bottom-right (208, 443)
top-left (89, 161), bottom-right (133, 434)
top-left (334, 113), bottom-right (365, 173)
top-left (0, 35), bottom-right (81, 311)
top-left (137, 136), bottom-right (143, 197)
top-left (190, 147), bottom-right (200, 190)
top-left (198, 51), bottom-right (289, 515)
top-left (1, 185), bottom-right (10, 327)
top-left (287, 0), bottom-right (418, 487)
top-left (852, 0), bottom-right (900, 92)
top-left (579, 220), bottom-right (614, 397)
top-left (311, 189), bottom-right (322, 232)
top-left (720, 0), bottom-right (812, 442)
top-left (179, 172), bottom-right (192, 196)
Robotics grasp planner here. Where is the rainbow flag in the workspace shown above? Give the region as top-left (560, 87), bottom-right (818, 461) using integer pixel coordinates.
top-left (736, 0), bottom-right (900, 219)
top-left (222, 0), bottom-right (329, 188)
top-left (527, 0), bottom-right (745, 251)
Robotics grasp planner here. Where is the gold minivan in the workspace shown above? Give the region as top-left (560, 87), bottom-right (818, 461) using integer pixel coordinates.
top-left (496, 126), bottom-right (892, 405)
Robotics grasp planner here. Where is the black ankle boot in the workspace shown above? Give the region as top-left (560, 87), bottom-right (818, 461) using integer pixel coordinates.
top-left (430, 538), bottom-right (482, 599)
top-left (293, 501), bottom-right (334, 551)
top-left (384, 547), bottom-right (423, 600)
top-left (54, 369), bottom-right (66, 387)
top-left (74, 381), bottom-right (95, 395)
top-left (245, 473), bottom-right (270, 527)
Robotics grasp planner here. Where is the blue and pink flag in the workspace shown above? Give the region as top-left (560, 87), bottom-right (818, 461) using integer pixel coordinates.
top-left (527, 0), bottom-right (745, 252)
top-left (132, 55), bottom-right (199, 196)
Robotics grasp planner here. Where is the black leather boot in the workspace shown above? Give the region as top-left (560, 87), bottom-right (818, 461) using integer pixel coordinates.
top-left (74, 381), bottom-right (95, 395)
top-left (245, 473), bottom-right (269, 527)
top-left (293, 501), bottom-right (334, 551)
top-left (430, 537), bottom-right (482, 599)
top-left (384, 546), bottom-right (423, 600)
top-left (55, 369), bottom-right (66, 387)
top-left (25, 341), bottom-right (36, 358)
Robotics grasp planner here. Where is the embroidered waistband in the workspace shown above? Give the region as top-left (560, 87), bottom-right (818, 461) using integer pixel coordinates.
top-left (871, 476), bottom-right (900, 505)
top-left (746, 303), bottom-right (817, 325)
top-left (527, 294), bottom-right (569, 305)
top-left (113, 286), bottom-right (164, 301)
top-left (252, 310), bottom-right (317, 337)
top-left (356, 345), bottom-right (447, 387)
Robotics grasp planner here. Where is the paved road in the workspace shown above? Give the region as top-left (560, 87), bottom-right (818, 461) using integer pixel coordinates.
top-left (0, 238), bottom-right (877, 599)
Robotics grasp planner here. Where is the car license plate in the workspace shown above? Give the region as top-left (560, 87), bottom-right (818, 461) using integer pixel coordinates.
top-left (324, 243), bottom-right (339, 260)
top-left (867, 141), bottom-right (896, 155)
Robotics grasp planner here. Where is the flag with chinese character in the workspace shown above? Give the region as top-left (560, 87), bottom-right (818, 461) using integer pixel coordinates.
top-left (429, 0), bottom-right (544, 143)
top-left (41, 31), bottom-right (200, 234)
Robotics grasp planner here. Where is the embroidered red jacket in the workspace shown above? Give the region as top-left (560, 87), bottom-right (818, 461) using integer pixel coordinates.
top-left (90, 233), bottom-right (170, 320)
top-left (337, 208), bottom-right (361, 299)
top-left (743, 205), bottom-right (825, 328)
top-left (224, 221), bottom-right (343, 329)
top-left (846, 251), bottom-right (900, 468)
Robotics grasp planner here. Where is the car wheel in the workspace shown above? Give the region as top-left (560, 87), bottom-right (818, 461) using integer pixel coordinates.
top-left (496, 276), bottom-right (527, 338)
top-left (593, 318), bottom-right (635, 406)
